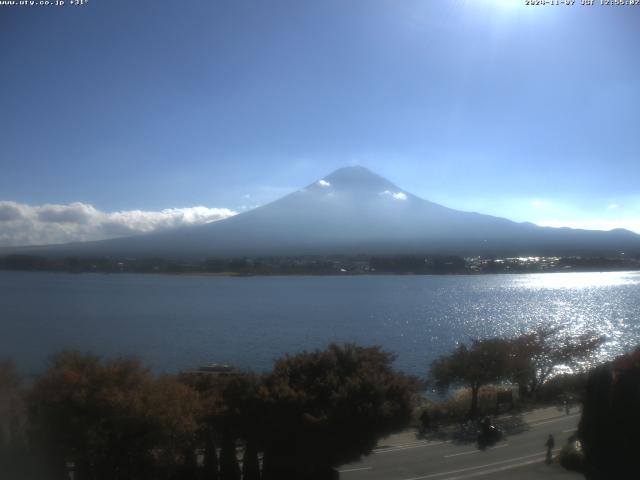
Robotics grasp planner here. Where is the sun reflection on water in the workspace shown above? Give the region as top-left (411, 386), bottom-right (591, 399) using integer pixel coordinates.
top-left (515, 271), bottom-right (640, 290)
top-left (497, 271), bottom-right (640, 370)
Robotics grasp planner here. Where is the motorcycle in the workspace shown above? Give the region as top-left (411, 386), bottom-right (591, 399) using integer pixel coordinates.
top-left (477, 423), bottom-right (503, 449)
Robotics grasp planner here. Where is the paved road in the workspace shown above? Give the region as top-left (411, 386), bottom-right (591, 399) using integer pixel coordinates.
top-left (338, 407), bottom-right (583, 480)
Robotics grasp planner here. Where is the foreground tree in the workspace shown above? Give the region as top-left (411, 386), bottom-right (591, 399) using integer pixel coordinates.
top-left (180, 370), bottom-right (231, 480)
top-left (0, 360), bottom-right (32, 479)
top-left (219, 428), bottom-right (241, 480)
top-left (578, 347), bottom-right (640, 479)
top-left (430, 338), bottom-right (513, 419)
top-left (510, 326), bottom-right (604, 398)
top-left (260, 344), bottom-right (418, 480)
top-left (178, 372), bottom-right (224, 480)
top-left (0, 360), bottom-right (23, 446)
top-left (178, 369), bottom-right (262, 480)
top-left (219, 374), bottom-right (262, 480)
top-left (28, 351), bottom-right (201, 480)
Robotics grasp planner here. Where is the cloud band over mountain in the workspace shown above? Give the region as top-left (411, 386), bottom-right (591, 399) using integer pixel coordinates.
top-left (0, 201), bottom-right (237, 247)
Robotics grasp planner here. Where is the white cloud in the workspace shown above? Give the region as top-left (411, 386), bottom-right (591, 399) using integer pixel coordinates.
top-left (0, 203), bottom-right (23, 221)
top-left (317, 179), bottom-right (331, 187)
top-left (608, 204), bottom-right (620, 210)
top-left (37, 202), bottom-right (98, 224)
top-left (380, 190), bottom-right (408, 201)
top-left (0, 201), bottom-right (237, 247)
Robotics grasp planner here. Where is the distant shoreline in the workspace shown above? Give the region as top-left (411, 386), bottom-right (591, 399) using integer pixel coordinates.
top-left (2, 252), bottom-right (639, 277)
top-left (2, 266), bottom-right (639, 278)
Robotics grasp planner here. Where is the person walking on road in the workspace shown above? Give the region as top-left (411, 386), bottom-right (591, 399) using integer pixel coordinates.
top-left (545, 434), bottom-right (555, 464)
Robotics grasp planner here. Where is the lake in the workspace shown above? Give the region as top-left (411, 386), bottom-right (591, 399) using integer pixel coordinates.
top-left (2, 270), bottom-right (639, 378)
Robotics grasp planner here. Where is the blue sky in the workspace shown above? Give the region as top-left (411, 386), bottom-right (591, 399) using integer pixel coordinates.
top-left (1, 0), bottom-right (639, 245)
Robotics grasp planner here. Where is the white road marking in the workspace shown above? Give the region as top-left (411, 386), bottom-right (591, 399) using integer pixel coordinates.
top-left (338, 466), bottom-right (373, 473)
top-left (374, 440), bottom-right (450, 454)
top-left (400, 449), bottom-right (560, 480)
top-left (563, 428), bottom-right (576, 433)
top-left (528, 413), bottom-right (579, 428)
top-left (439, 456), bottom-right (544, 480)
top-left (443, 443), bottom-right (508, 458)
top-left (376, 440), bottom-right (438, 450)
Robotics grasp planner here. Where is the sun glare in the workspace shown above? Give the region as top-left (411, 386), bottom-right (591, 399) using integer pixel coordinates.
top-left (519, 271), bottom-right (640, 290)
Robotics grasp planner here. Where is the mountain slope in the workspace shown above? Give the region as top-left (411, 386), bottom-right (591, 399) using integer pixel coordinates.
top-left (6, 166), bottom-right (640, 258)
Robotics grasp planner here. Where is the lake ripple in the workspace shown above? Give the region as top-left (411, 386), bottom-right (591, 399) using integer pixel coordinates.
top-left (2, 270), bottom-right (639, 378)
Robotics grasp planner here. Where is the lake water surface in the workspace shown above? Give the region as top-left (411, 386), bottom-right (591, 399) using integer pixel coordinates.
top-left (2, 270), bottom-right (640, 378)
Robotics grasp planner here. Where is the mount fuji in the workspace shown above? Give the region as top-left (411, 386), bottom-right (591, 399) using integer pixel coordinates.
top-left (7, 166), bottom-right (640, 259)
